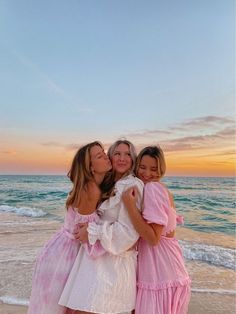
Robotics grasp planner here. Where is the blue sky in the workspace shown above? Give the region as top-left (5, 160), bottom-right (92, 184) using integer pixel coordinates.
top-left (0, 0), bottom-right (235, 175)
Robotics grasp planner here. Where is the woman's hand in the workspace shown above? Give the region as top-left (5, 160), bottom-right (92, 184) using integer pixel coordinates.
top-left (122, 187), bottom-right (137, 211)
top-left (74, 223), bottom-right (89, 243)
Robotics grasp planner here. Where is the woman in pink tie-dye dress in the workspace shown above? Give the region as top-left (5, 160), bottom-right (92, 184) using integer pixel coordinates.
top-left (27, 141), bottom-right (111, 314)
top-left (123, 146), bottom-right (191, 314)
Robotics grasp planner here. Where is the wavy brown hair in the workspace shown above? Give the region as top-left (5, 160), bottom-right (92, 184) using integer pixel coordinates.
top-left (66, 141), bottom-right (103, 209)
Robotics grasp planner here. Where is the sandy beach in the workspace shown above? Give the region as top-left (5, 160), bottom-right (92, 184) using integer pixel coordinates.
top-left (0, 212), bottom-right (235, 314)
top-left (1, 292), bottom-right (236, 314)
top-left (0, 175), bottom-right (235, 314)
top-left (0, 304), bottom-right (27, 314)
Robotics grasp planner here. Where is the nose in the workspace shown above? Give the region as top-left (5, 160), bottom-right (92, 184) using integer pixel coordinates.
top-left (119, 154), bottom-right (125, 161)
top-left (143, 169), bottom-right (151, 177)
top-left (118, 153), bottom-right (128, 161)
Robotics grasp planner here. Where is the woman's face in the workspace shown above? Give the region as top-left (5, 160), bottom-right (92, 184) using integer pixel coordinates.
top-left (111, 143), bottom-right (132, 178)
top-left (90, 145), bottom-right (112, 175)
top-left (137, 155), bottom-right (159, 184)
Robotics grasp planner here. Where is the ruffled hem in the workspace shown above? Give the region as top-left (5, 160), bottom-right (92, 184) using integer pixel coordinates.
top-left (65, 304), bottom-right (134, 313)
top-left (136, 282), bottom-right (191, 314)
top-left (137, 277), bottom-right (191, 291)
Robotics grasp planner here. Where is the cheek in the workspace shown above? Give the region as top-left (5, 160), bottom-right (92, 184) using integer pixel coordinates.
top-left (137, 169), bottom-right (143, 177)
top-left (111, 157), bottom-right (117, 167)
top-left (152, 172), bottom-right (159, 178)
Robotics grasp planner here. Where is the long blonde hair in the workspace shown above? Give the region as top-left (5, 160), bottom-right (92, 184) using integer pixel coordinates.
top-left (66, 141), bottom-right (103, 209)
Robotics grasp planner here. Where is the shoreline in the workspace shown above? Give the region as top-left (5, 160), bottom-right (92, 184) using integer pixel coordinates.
top-left (1, 291), bottom-right (235, 314)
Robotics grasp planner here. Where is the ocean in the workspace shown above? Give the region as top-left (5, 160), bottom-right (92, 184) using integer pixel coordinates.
top-left (0, 175), bottom-right (235, 313)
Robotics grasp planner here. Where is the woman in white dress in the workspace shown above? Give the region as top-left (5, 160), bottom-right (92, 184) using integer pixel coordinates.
top-left (59, 140), bottom-right (144, 314)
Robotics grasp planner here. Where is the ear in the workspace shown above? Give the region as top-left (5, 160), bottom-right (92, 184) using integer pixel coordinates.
top-left (90, 166), bottom-right (95, 175)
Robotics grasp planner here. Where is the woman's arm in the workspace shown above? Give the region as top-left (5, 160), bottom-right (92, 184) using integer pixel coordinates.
top-left (87, 178), bottom-right (144, 255)
top-left (122, 188), bottom-right (164, 246)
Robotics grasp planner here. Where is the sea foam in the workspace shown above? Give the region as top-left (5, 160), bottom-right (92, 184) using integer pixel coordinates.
top-left (180, 240), bottom-right (235, 270)
top-left (0, 205), bottom-right (47, 218)
top-left (0, 295), bottom-right (29, 306)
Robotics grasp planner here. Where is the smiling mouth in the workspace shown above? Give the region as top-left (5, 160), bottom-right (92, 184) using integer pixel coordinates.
top-left (141, 176), bottom-right (151, 181)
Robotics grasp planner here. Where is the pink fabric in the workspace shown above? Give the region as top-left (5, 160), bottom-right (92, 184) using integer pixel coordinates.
top-left (136, 182), bottom-right (191, 314)
top-left (27, 207), bottom-right (100, 314)
top-left (143, 182), bottom-right (184, 235)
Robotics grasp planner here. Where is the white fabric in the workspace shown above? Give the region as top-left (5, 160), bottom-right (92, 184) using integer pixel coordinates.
top-left (59, 175), bottom-right (144, 313)
top-left (88, 174), bottom-right (144, 254)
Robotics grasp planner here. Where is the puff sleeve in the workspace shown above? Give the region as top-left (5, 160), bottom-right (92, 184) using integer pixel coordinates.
top-left (87, 176), bottom-right (144, 255)
top-left (142, 182), bottom-right (169, 226)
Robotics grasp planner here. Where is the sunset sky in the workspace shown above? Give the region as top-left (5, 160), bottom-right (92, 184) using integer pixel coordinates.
top-left (0, 0), bottom-right (235, 177)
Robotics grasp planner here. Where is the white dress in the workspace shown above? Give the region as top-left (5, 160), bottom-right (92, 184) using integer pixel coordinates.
top-left (59, 174), bottom-right (144, 314)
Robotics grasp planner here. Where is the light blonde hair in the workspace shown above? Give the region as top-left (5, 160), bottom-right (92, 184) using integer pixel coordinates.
top-left (101, 140), bottom-right (137, 200)
top-left (135, 145), bottom-right (166, 179)
top-left (108, 139), bottom-right (137, 176)
top-left (66, 141), bottom-right (103, 209)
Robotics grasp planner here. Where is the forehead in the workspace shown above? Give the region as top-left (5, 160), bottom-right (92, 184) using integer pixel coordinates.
top-left (90, 145), bottom-right (103, 157)
top-left (140, 155), bottom-right (157, 167)
top-left (114, 143), bottom-right (130, 152)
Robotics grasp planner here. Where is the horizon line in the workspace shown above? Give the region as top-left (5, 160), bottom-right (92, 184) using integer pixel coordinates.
top-left (0, 173), bottom-right (235, 179)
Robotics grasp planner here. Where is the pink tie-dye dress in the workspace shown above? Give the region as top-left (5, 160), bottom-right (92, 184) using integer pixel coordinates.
top-left (27, 207), bottom-right (101, 314)
top-left (135, 182), bottom-right (191, 314)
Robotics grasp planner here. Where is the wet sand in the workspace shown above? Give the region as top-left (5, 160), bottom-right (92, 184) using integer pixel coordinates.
top-left (1, 293), bottom-right (236, 314)
top-left (0, 304), bottom-right (27, 314)
top-left (1, 213), bottom-right (235, 314)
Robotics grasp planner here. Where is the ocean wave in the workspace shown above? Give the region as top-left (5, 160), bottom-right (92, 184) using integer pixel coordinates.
top-left (180, 240), bottom-right (235, 270)
top-left (191, 288), bottom-right (236, 295)
top-left (0, 205), bottom-right (47, 218)
top-left (0, 295), bottom-right (29, 306)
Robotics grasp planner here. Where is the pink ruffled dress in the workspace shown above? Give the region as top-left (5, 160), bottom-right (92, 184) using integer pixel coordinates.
top-left (27, 207), bottom-right (101, 314)
top-left (136, 182), bottom-right (191, 314)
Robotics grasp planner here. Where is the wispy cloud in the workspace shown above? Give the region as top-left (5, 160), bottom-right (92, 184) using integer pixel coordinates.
top-left (41, 142), bottom-right (79, 151)
top-left (215, 127), bottom-right (236, 137)
top-left (123, 115), bottom-right (236, 154)
top-left (41, 142), bottom-right (65, 147)
top-left (41, 115), bottom-right (236, 156)
top-left (11, 50), bottom-right (65, 96)
top-left (41, 141), bottom-right (115, 153)
top-left (160, 127), bottom-right (235, 152)
top-left (10, 49), bottom-right (95, 114)
top-left (196, 150), bottom-right (236, 158)
top-left (123, 129), bottom-right (171, 138)
top-left (0, 150), bottom-right (17, 155)
top-left (182, 115), bottom-right (234, 127)
top-left (170, 115), bottom-right (235, 131)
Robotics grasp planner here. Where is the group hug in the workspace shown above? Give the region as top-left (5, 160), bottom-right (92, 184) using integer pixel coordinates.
top-left (27, 139), bottom-right (191, 314)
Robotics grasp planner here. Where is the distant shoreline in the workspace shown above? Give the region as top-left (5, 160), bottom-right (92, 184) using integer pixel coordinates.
top-left (0, 174), bottom-right (235, 178)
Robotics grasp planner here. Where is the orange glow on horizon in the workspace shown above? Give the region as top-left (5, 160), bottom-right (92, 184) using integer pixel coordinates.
top-left (0, 147), bottom-right (235, 177)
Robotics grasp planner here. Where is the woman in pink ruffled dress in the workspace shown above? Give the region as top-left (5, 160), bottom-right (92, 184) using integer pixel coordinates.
top-left (27, 141), bottom-right (111, 314)
top-left (123, 146), bottom-right (191, 314)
